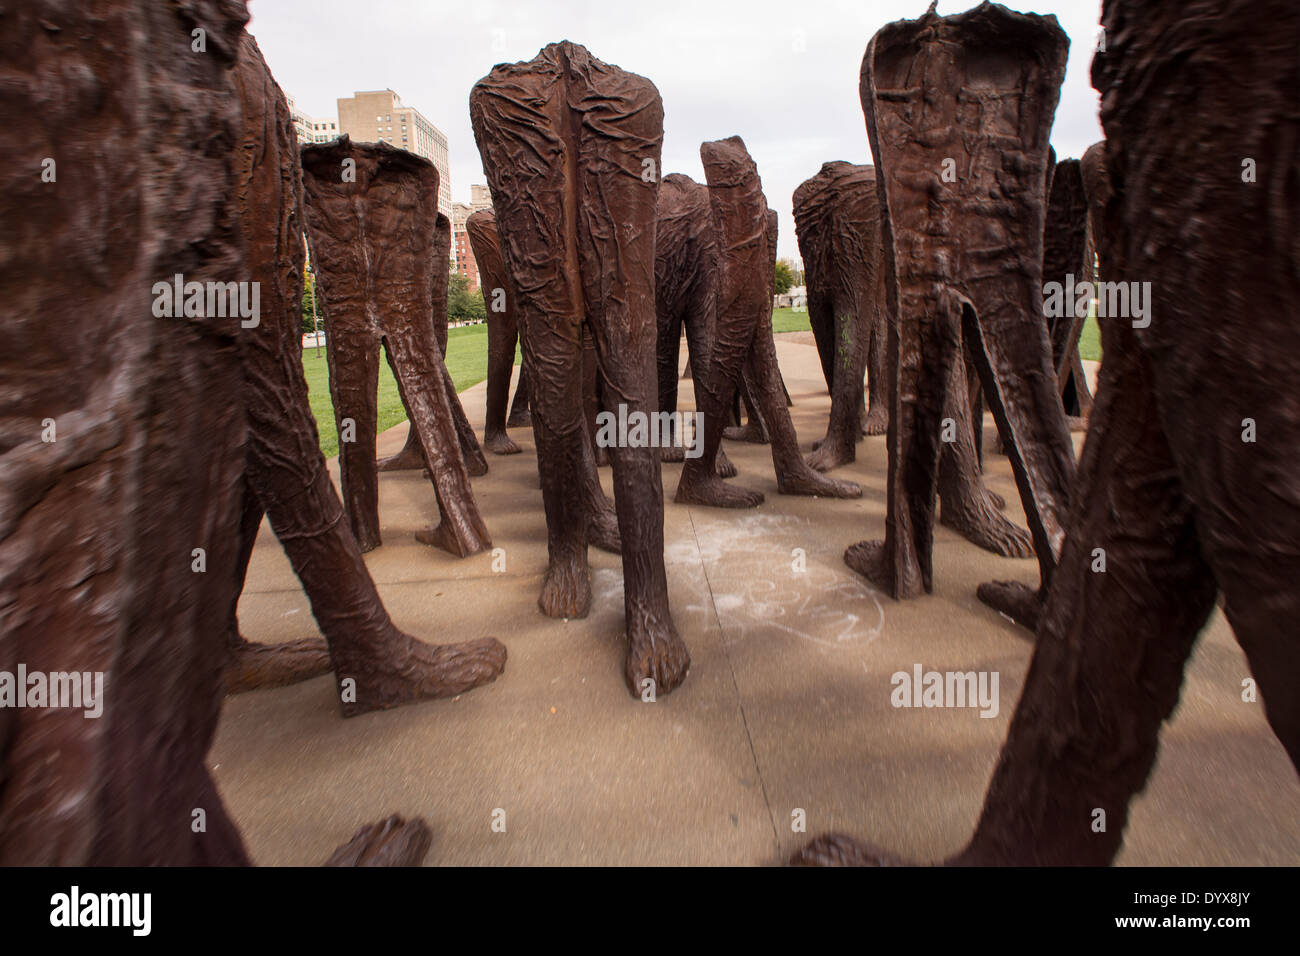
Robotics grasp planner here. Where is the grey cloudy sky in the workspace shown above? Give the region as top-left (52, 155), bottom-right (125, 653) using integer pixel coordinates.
top-left (248, 0), bottom-right (1105, 262)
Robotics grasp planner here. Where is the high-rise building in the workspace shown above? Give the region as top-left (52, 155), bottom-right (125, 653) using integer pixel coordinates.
top-left (451, 202), bottom-right (479, 290)
top-left (336, 89), bottom-right (451, 222)
top-left (470, 184), bottom-right (492, 212)
top-left (286, 93), bottom-right (338, 145)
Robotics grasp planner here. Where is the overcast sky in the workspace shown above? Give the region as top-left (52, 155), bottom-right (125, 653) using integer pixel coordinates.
top-left (248, 0), bottom-right (1104, 263)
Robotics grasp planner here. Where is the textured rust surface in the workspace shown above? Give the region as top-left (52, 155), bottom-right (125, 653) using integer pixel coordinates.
top-left (378, 213), bottom-right (487, 477)
top-left (848, 1), bottom-right (1074, 608)
top-left (654, 173), bottom-right (734, 477)
top-left (467, 208), bottom-right (526, 456)
top-left (798, 0), bottom-right (1299, 866)
top-left (1042, 157), bottom-right (1092, 420)
top-left (471, 41), bottom-right (689, 696)
top-left (656, 163), bottom-right (858, 503)
top-left (0, 0), bottom-right (254, 866)
top-left (228, 36), bottom-right (505, 713)
top-left (469, 208), bottom-right (619, 550)
top-left (793, 161), bottom-right (889, 466)
top-left (301, 136), bottom-right (491, 557)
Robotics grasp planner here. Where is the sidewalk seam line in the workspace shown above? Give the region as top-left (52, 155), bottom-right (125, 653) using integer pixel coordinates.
top-left (686, 507), bottom-right (781, 855)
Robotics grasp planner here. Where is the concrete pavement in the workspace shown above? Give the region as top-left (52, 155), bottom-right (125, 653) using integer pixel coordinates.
top-left (212, 340), bottom-right (1300, 865)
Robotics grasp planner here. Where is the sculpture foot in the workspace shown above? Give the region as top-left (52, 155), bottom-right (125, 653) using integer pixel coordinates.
top-left (539, 554), bottom-right (592, 619)
top-left (338, 632), bottom-right (507, 717)
top-left (483, 430), bottom-right (522, 455)
top-left (723, 421), bottom-right (768, 444)
top-left (624, 613), bottom-right (690, 698)
top-left (789, 833), bottom-right (913, 867)
top-left (227, 636), bottom-right (332, 693)
top-left (415, 520), bottom-right (488, 558)
top-left (506, 408), bottom-right (531, 428)
top-left (323, 815), bottom-right (433, 866)
top-left (715, 449), bottom-right (738, 478)
top-left (376, 442), bottom-right (424, 472)
top-left (941, 493), bottom-right (1034, 558)
top-left (661, 445), bottom-right (736, 478)
top-left (674, 472), bottom-right (764, 509)
top-left (777, 467), bottom-right (862, 499)
top-left (985, 488), bottom-right (1006, 511)
top-left (976, 580), bottom-right (1043, 631)
top-left (804, 438), bottom-right (856, 473)
top-left (844, 539), bottom-right (923, 599)
top-left (463, 450), bottom-right (489, 477)
top-left (861, 406), bottom-right (889, 437)
top-left (587, 502), bottom-right (622, 555)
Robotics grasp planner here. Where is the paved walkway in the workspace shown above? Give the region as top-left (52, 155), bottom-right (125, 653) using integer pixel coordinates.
top-left (213, 339), bottom-right (1300, 865)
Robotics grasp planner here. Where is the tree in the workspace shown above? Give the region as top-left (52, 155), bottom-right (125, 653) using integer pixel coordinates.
top-left (774, 259), bottom-right (795, 295)
top-left (447, 269), bottom-right (487, 322)
top-left (302, 269), bottom-right (320, 334)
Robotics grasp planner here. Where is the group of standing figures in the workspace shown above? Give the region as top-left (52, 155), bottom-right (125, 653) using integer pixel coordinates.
top-left (0, 0), bottom-right (1294, 866)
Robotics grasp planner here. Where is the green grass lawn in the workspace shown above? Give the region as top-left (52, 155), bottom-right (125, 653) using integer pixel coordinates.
top-left (302, 321), bottom-right (518, 458)
top-left (303, 306), bottom-right (1094, 458)
top-left (772, 307), bottom-right (813, 334)
top-left (1077, 314), bottom-right (1101, 362)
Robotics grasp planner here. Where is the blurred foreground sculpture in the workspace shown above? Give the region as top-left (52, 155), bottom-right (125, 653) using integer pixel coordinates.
top-left (0, 2), bottom-right (436, 865)
top-left (848, 1), bottom-right (1073, 619)
top-left (795, 0), bottom-right (1299, 866)
top-left (301, 137), bottom-right (491, 557)
top-left (471, 41), bottom-right (689, 696)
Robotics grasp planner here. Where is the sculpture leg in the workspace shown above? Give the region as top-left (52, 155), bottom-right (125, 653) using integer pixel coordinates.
top-left (507, 363), bottom-right (531, 427)
top-left (470, 54), bottom-right (592, 621)
top-left (226, 480), bottom-right (332, 693)
top-left (440, 358), bottom-right (489, 476)
top-left (376, 341), bottom-right (427, 472)
top-left (377, 318), bottom-right (491, 557)
top-left (845, 289), bottom-right (961, 598)
top-left (484, 306), bottom-right (523, 455)
top-left (327, 322), bottom-right (382, 552)
top-left (571, 57), bottom-right (690, 695)
top-left (684, 288), bottom-right (739, 477)
top-left (862, 311), bottom-right (890, 436)
top-left (806, 301), bottom-right (866, 471)
top-left (722, 366), bottom-right (770, 444)
top-left (270, 463), bottom-right (505, 715)
top-left (937, 347), bottom-right (1033, 558)
top-left (746, 299), bottom-right (862, 500)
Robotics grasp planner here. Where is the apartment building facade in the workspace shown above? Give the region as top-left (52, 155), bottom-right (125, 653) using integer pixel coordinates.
top-left (337, 89), bottom-right (451, 222)
top-left (286, 93), bottom-right (338, 145)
